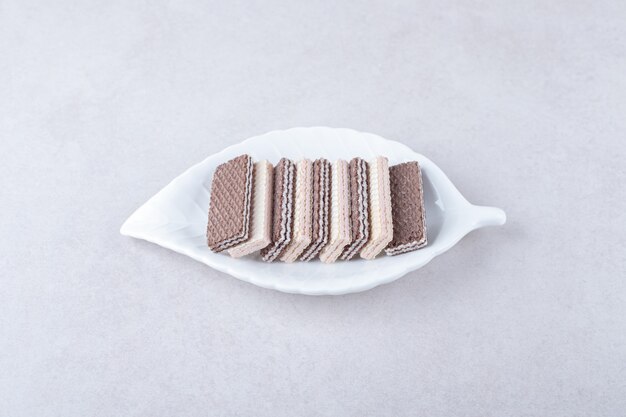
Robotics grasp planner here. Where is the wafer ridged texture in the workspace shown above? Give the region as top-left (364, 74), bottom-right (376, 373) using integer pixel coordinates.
top-left (300, 159), bottom-right (331, 261)
top-left (228, 161), bottom-right (274, 258)
top-left (341, 158), bottom-right (370, 260)
top-left (206, 154), bottom-right (253, 252)
top-left (281, 159), bottom-right (313, 262)
top-left (319, 160), bottom-right (351, 263)
top-left (261, 158), bottom-right (295, 262)
top-left (360, 157), bottom-right (393, 259)
top-left (385, 161), bottom-right (427, 256)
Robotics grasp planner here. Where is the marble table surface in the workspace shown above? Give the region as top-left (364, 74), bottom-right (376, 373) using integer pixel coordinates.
top-left (1, 0), bottom-right (625, 416)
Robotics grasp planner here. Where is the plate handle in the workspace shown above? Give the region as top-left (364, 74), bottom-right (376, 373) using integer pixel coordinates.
top-left (467, 205), bottom-right (506, 229)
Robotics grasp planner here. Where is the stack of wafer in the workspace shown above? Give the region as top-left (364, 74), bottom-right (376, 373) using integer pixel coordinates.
top-left (206, 154), bottom-right (428, 261)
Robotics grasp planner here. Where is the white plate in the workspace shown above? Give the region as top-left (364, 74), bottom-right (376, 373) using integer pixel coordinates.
top-left (121, 127), bottom-right (506, 295)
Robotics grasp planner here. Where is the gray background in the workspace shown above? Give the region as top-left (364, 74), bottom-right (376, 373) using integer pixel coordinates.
top-left (1, 0), bottom-right (625, 416)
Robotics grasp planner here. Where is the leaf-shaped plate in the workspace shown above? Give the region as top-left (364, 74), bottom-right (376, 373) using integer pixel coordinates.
top-left (121, 127), bottom-right (506, 295)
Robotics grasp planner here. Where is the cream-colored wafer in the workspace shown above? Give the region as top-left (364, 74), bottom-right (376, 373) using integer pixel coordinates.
top-left (360, 157), bottom-right (393, 259)
top-left (281, 159), bottom-right (313, 262)
top-left (319, 160), bottom-right (351, 263)
top-left (228, 160), bottom-right (273, 258)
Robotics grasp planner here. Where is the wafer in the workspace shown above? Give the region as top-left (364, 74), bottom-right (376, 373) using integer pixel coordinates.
top-left (228, 160), bottom-right (274, 258)
top-left (300, 158), bottom-right (331, 261)
top-left (360, 157), bottom-right (393, 259)
top-left (385, 161), bottom-right (427, 256)
top-left (261, 158), bottom-right (295, 262)
top-left (341, 157), bottom-right (370, 260)
top-left (281, 159), bottom-right (314, 262)
top-left (206, 154), bottom-right (254, 252)
top-left (319, 160), bottom-right (351, 263)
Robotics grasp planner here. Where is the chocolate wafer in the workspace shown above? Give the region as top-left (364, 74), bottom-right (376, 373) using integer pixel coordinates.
top-left (228, 160), bottom-right (274, 258)
top-left (281, 159), bottom-right (313, 262)
top-left (206, 154), bottom-right (254, 252)
top-left (300, 158), bottom-right (331, 261)
top-left (341, 157), bottom-right (370, 260)
top-left (360, 157), bottom-right (393, 259)
top-left (385, 161), bottom-right (427, 256)
top-left (319, 160), bottom-right (351, 263)
top-left (261, 158), bottom-right (295, 262)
